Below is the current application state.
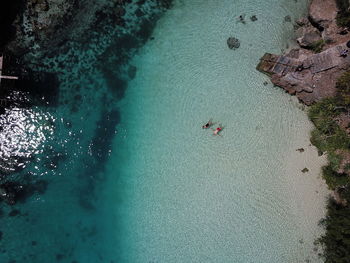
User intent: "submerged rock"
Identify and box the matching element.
[302,168,309,173]
[238,14,246,24]
[284,15,292,22]
[250,15,257,22]
[0,182,23,205]
[227,37,240,49]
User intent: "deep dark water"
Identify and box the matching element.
[0,0,173,262]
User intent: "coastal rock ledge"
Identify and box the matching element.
[257,0,350,105]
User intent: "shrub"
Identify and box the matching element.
[322,164,349,190]
[317,198,350,262]
[310,39,325,53]
[336,71,350,107]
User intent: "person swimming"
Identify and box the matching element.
[213,124,223,135]
[202,119,213,129]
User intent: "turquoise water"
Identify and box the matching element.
[101,0,326,262]
[0,0,329,262]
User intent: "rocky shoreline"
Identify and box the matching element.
[257,0,350,106]
[257,0,350,180]
[257,0,350,261]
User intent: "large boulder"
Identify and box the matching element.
[227,37,240,49]
[308,0,337,30]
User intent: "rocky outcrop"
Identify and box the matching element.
[257,44,349,105]
[257,0,350,105]
[296,25,322,48]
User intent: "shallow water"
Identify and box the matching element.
[104,0,328,262]
[0,0,329,262]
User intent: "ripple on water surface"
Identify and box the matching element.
[104,0,327,262]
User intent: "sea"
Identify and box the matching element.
[0,0,329,262]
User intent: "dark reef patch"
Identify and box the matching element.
[8,209,21,217]
[0,180,48,206]
[0,55,60,108]
[91,109,120,162]
[0,0,25,50]
[102,69,128,100]
[127,65,137,79]
[16,72,60,107]
[77,108,120,210]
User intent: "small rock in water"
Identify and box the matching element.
[238,14,246,24]
[301,168,309,173]
[250,15,257,22]
[227,37,240,49]
[284,15,292,22]
[296,148,304,153]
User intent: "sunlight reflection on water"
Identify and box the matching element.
[0,103,54,172]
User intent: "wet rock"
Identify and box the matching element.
[295,17,310,27]
[250,15,257,22]
[227,37,240,49]
[284,15,292,22]
[302,168,309,173]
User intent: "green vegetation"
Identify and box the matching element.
[309,39,325,53]
[336,71,350,109]
[335,0,350,27]
[308,71,350,262]
[308,98,347,152]
[322,164,349,190]
[317,199,350,263]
